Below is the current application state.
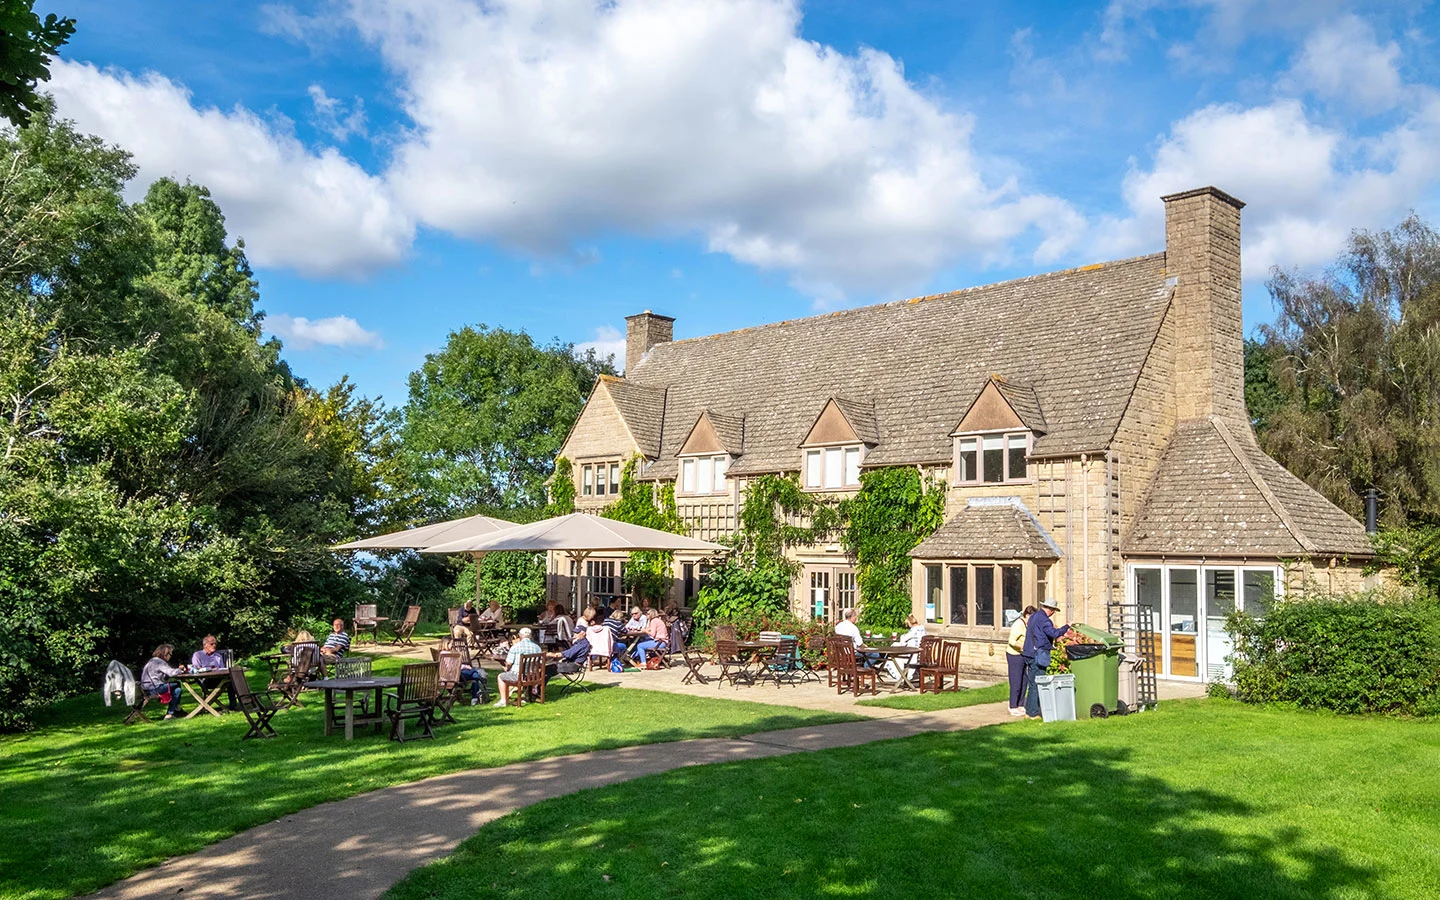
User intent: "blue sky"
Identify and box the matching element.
[40,0,1440,406]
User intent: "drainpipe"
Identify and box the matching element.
[1080,453,1090,625]
[1365,488,1379,534]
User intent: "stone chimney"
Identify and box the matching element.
[1162,186,1247,423]
[624,310,674,373]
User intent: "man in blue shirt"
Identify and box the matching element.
[1022,599,1070,719]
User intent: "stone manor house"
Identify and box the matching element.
[549,187,1374,682]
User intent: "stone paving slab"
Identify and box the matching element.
[87,703,1014,900]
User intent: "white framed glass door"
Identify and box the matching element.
[1128,563,1280,681]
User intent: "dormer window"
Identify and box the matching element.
[681,455,729,495]
[805,446,861,489]
[956,432,1030,484]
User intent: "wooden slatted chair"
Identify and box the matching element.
[273,642,320,707]
[712,624,738,644]
[757,637,802,688]
[714,639,757,688]
[228,667,281,740]
[680,647,712,684]
[802,634,827,685]
[386,662,440,742]
[391,605,422,646]
[918,638,962,693]
[828,638,878,696]
[353,604,381,646]
[434,650,464,724]
[499,653,548,706]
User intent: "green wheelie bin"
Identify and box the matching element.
[1067,623,1123,719]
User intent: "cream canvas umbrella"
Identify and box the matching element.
[421,512,726,565]
[332,513,516,550]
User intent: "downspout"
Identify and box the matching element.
[1081,453,1089,625]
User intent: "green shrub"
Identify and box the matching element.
[1229,589,1440,715]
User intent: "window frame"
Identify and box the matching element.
[677,453,731,497]
[953,430,1032,484]
[918,559,1044,638]
[801,442,865,491]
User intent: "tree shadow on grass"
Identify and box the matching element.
[392,726,1382,900]
[0,678,847,899]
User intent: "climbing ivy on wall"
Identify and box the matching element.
[601,457,685,604]
[694,474,841,625]
[841,467,947,629]
[546,456,577,515]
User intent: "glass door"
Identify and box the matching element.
[1167,568,1200,678]
[810,570,830,621]
[1204,569,1238,681]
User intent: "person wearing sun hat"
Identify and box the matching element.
[1021,598,1070,719]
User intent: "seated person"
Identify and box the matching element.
[189,634,237,710]
[624,607,647,633]
[477,600,506,628]
[834,608,880,667]
[494,627,543,707]
[537,601,558,625]
[552,605,575,647]
[630,613,669,667]
[605,607,630,655]
[140,644,186,719]
[454,642,488,706]
[889,615,928,680]
[320,618,351,662]
[453,599,479,645]
[559,612,594,665]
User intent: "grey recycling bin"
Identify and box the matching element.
[1034,673,1076,722]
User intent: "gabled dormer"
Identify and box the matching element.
[950,377,1046,484]
[799,397,877,491]
[676,410,743,496]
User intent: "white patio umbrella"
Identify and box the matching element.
[420,512,726,565]
[331,513,517,550]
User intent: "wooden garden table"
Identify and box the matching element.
[309,676,401,740]
[174,669,232,719]
[866,645,921,691]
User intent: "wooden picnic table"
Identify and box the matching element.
[173,668,233,718]
[309,676,401,740]
[865,644,922,690]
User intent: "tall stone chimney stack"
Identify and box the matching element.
[624,310,674,373]
[1162,186,1247,423]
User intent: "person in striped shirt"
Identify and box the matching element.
[320,618,351,662]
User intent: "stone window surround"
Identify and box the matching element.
[952,429,1032,485]
[578,458,624,499]
[677,453,731,497]
[801,441,864,492]
[916,557,1047,640]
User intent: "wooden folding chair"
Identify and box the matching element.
[756,637,801,688]
[715,640,757,688]
[229,668,281,740]
[353,603,382,646]
[434,651,464,724]
[386,662,440,742]
[680,647,712,684]
[391,605,421,646]
[273,642,319,707]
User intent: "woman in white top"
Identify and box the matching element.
[1006,606,1037,716]
[888,615,928,680]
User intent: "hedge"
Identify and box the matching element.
[1228,590,1440,716]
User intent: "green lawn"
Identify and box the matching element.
[0,657,857,900]
[387,701,1440,900]
[856,683,1009,710]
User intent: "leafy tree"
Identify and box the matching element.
[1253,215,1440,528]
[400,326,613,513]
[0,110,389,728]
[841,467,947,629]
[0,3,74,127]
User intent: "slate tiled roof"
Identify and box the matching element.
[632,254,1174,478]
[1126,417,1372,557]
[602,377,666,459]
[993,379,1048,433]
[702,410,746,456]
[911,498,1062,560]
[830,397,880,446]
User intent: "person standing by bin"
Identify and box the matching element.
[1006,606,1036,717]
[1022,600,1070,719]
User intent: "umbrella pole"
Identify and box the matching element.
[472,552,487,604]
[570,551,590,611]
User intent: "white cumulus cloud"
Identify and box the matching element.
[349,0,1080,301]
[1286,15,1404,110]
[267,313,384,349]
[46,60,414,278]
[575,325,626,371]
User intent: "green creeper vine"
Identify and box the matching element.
[694,473,840,626]
[840,466,947,629]
[601,456,685,604]
[546,456,577,515]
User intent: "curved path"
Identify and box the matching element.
[88,703,1013,900]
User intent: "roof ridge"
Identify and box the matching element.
[1210,416,1318,553]
[650,252,1167,351]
